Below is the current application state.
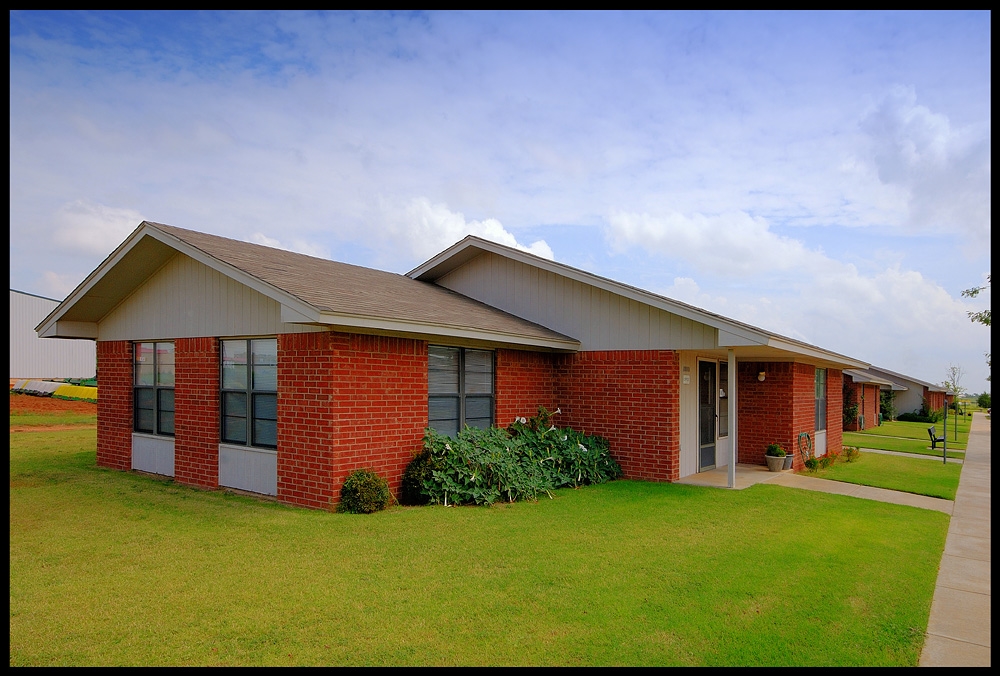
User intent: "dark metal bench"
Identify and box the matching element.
[928,426,945,450]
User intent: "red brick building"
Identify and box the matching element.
[39,222,868,509]
[842,368,898,431]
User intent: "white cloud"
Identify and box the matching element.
[607,209,818,276]
[52,200,144,255]
[859,86,991,246]
[40,270,82,300]
[384,197,554,262]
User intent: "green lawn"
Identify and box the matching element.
[842,433,965,460]
[803,452,961,501]
[11,426,950,666]
[856,419,969,448]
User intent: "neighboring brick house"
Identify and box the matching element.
[38,222,868,509]
[842,369,900,430]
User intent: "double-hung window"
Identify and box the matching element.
[815,368,828,431]
[428,346,494,437]
[221,338,278,448]
[134,342,175,435]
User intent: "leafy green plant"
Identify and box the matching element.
[843,382,859,427]
[842,446,860,463]
[804,457,819,471]
[415,407,622,507]
[338,469,391,514]
[818,455,833,470]
[765,443,786,457]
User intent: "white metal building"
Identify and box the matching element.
[10,289,96,379]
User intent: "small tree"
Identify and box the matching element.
[977,392,991,409]
[962,274,991,381]
[880,389,896,421]
[843,381,859,428]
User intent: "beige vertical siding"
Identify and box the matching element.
[436,252,718,351]
[679,352,699,477]
[98,254,324,341]
[11,289,96,378]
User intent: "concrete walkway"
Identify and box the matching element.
[919,412,991,667]
[860,447,963,464]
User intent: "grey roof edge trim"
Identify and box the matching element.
[11,288,60,303]
[765,337,869,369]
[142,222,321,320]
[316,311,582,351]
[410,236,869,368]
[866,365,946,392]
[843,368,899,387]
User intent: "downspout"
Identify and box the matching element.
[728,349,737,489]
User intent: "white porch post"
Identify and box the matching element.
[728,348,737,489]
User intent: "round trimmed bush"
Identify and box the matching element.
[338,469,390,514]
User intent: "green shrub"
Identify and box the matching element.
[818,455,833,469]
[400,448,438,506]
[842,446,860,462]
[804,457,819,471]
[765,443,786,457]
[338,469,391,514]
[415,407,622,507]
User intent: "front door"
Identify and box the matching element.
[699,361,717,471]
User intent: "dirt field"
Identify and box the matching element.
[9,392,98,415]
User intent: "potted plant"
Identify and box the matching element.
[765,443,787,472]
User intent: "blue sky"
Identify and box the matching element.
[9,10,991,393]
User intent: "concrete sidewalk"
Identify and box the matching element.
[919,411,991,667]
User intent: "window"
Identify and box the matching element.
[134,342,174,435]
[428,346,494,436]
[815,368,827,431]
[221,338,277,448]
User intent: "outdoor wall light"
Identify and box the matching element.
[758,371,766,382]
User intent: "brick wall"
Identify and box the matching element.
[495,349,559,426]
[555,350,681,482]
[173,337,220,487]
[737,362,795,466]
[737,362,842,470]
[925,388,946,413]
[96,340,133,471]
[277,331,428,510]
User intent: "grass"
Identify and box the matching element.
[844,417,968,459]
[11,422,950,666]
[802,452,961,501]
[855,419,969,447]
[842,433,965,460]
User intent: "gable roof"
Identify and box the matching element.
[844,368,907,390]
[865,365,948,393]
[36,222,580,351]
[409,235,869,369]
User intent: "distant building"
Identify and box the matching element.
[10,289,96,379]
